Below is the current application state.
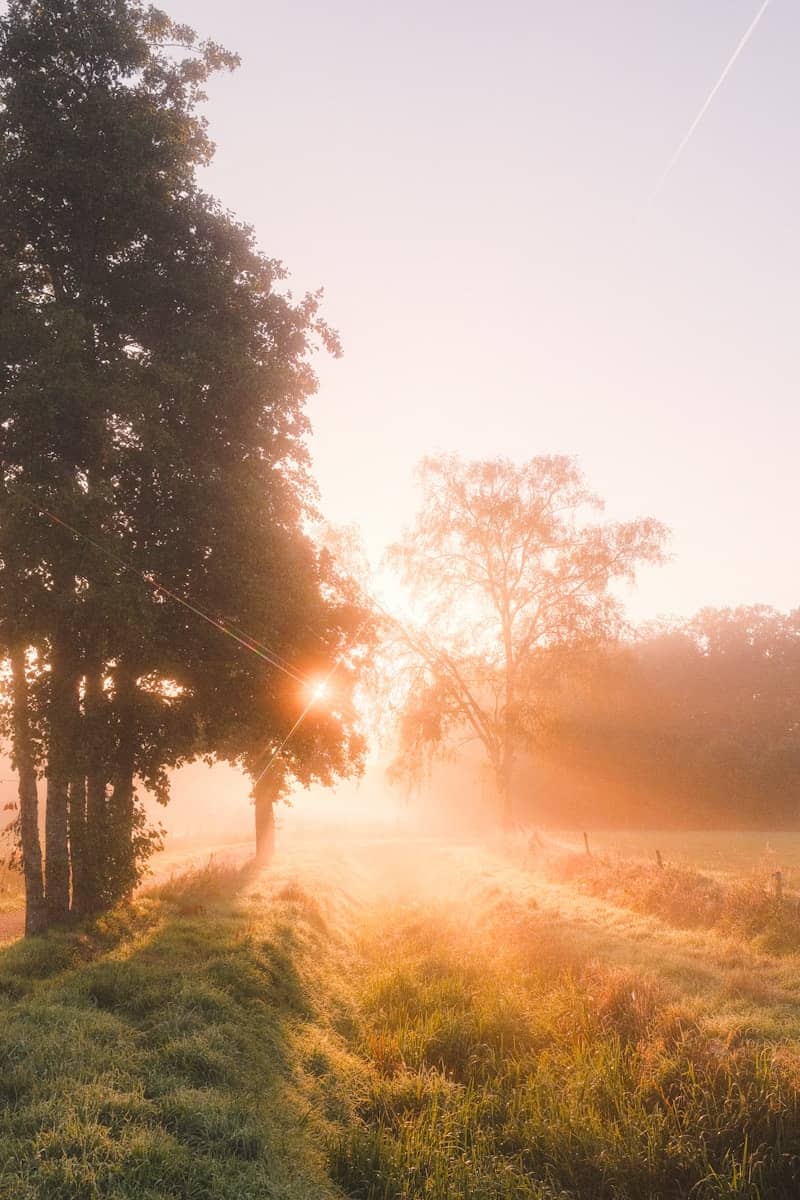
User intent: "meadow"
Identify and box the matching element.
[2,831,800,1197]
[0,860,23,915]
[552,831,800,881]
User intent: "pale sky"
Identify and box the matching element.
[162,0,798,624]
[3,0,798,823]
[151,1,798,621]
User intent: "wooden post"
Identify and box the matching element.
[583,831,591,857]
[656,849,664,870]
[774,870,783,902]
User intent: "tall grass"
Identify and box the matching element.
[544,850,800,953]
[4,844,800,1198]
[0,861,346,1199]
[329,899,800,1200]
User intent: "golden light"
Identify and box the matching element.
[309,679,328,703]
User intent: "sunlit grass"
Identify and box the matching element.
[542,849,800,953]
[330,897,800,1199]
[0,861,346,1199]
[4,837,800,1197]
[553,830,800,880]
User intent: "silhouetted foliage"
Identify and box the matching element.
[0,0,371,929]
[520,606,800,828]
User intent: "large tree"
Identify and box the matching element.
[388,454,666,825]
[0,0,371,928]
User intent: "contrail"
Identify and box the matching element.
[649,0,772,203]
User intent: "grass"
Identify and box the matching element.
[551,831,800,881]
[327,894,800,1200]
[539,848,800,954]
[4,836,800,1198]
[0,860,352,1199]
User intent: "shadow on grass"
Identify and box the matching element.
[0,858,339,1200]
[0,858,259,994]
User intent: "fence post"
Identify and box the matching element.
[774,870,783,902]
[656,849,664,870]
[583,831,591,857]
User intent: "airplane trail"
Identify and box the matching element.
[649,0,772,203]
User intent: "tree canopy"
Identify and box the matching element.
[523,606,800,830]
[0,0,372,931]
[387,454,667,824]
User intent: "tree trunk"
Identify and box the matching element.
[9,645,47,936]
[499,747,514,830]
[86,770,109,905]
[45,776,70,919]
[254,777,278,865]
[108,664,137,902]
[74,665,112,913]
[45,643,75,922]
[68,775,91,916]
[500,589,516,831]
[109,762,135,899]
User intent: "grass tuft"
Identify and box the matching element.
[546,851,800,954]
[0,862,344,1199]
[328,902,800,1200]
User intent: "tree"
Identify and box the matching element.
[388,454,667,825]
[510,606,800,831]
[0,0,372,929]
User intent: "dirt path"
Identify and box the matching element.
[0,909,23,940]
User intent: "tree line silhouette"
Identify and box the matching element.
[523,607,800,829]
[0,0,371,934]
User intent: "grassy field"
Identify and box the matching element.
[553,830,800,880]
[3,832,800,1197]
[0,860,24,914]
[0,858,355,1199]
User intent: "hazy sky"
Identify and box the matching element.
[167,0,798,623]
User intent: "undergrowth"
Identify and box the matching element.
[0,860,349,1200]
[328,898,800,1200]
[544,850,800,952]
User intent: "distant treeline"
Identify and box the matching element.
[520,606,800,829]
